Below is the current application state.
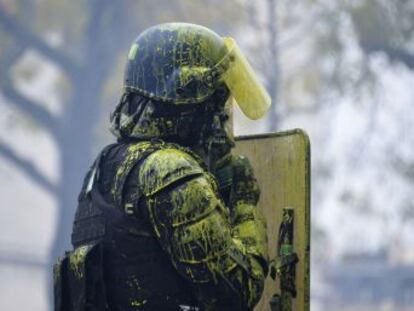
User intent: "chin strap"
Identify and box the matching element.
[110,92,152,139]
[110,92,131,138]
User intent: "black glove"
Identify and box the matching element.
[214,154,260,211]
[229,155,260,207]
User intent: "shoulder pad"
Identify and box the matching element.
[139,148,205,196]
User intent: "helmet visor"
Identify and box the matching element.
[220,37,271,120]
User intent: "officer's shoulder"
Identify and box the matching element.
[139,145,206,196]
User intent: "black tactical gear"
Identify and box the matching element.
[55,142,202,310]
[54,140,267,310]
[54,22,270,311]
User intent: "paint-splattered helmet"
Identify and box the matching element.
[111,23,270,146]
[123,22,271,119]
[124,23,227,106]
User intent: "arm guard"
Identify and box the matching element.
[139,148,268,310]
[229,155,268,268]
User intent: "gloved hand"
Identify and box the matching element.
[229,155,260,207]
[213,154,260,210]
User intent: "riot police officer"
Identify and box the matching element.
[54,23,271,311]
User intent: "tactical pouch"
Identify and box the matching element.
[53,242,108,311]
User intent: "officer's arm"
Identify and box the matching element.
[228,155,268,270]
[139,148,268,310]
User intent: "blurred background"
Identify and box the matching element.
[0,0,413,310]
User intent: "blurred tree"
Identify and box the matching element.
[352,1,414,69]
[241,0,281,130]
[243,0,414,257]
[290,0,414,256]
[0,0,134,269]
[0,0,242,309]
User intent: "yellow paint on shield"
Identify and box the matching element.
[234,130,311,311]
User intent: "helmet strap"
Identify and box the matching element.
[110,92,130,138]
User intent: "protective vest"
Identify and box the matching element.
[54,140,199,311]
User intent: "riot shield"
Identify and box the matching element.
[233,129,310,311]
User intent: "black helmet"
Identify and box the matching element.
[123,22,271,119]
[124,23,227,105]
[111,23,271,145]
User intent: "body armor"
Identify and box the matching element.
[55,22,271,311]
[54,139,268,311]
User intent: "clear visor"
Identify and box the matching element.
[220,37,271,120]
